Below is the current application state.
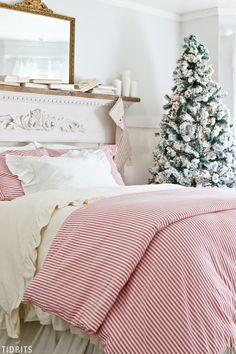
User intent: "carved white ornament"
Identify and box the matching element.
[0,109,85,133]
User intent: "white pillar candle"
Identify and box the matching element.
[131,81,138,97]
[113,79,122,96]
[122,70,130,81]
[122,70,131,96]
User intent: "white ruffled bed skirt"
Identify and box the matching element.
[0,321,235,354]
[0,321,104,354]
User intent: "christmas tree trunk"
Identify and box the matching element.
[149,34,236,188]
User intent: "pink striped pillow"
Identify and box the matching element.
[47,145,124,186]
[0,148,49,201]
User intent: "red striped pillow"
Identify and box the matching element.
[47,145,125,186]
[0,148,49,201]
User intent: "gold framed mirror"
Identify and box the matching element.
[0,0,75,83]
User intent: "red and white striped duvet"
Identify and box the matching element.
[23,188,236,354]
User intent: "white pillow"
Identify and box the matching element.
[0,143,36,153]
[6,150,118,194]
[33,142,81,150]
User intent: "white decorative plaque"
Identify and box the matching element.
[0,109,85,133]
[0,90,118,143]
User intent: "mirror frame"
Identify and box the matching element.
[0,0,75,83]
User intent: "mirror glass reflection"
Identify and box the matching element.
[0,8,71,82]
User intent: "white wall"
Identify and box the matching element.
[46,0,180,117]
[219,33,234,119]
[219,11,236,124]
[124,119,159,184]
[2,0,180,185]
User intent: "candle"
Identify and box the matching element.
[113,79,122,96]
[131,81,138,97]
[122,71,131,97]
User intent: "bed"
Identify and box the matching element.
[1,181,236,354]
[0,94,236,354]
[0,184,177,353]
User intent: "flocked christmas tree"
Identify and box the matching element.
[149,34,236,188]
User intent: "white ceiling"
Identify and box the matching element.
[132,0,236,14]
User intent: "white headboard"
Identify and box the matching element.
[0,89,127,146]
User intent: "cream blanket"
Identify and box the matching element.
[0,184,181,339]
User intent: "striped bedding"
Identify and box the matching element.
[23,187,236,354]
